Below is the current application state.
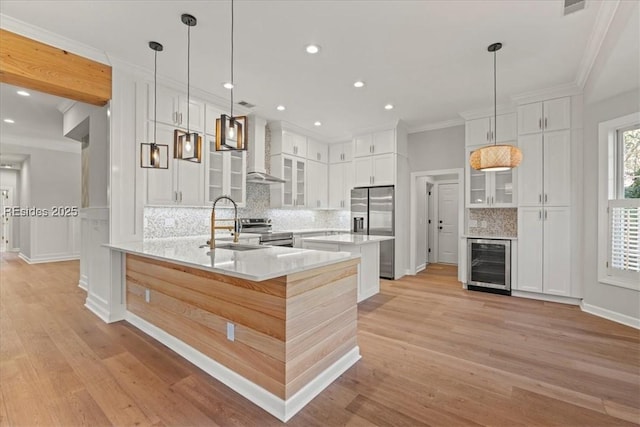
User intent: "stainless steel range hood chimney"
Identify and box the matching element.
[247,116,284,184]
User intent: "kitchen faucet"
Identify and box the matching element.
[210,195,240,249]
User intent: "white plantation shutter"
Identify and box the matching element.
[608,199,640,279]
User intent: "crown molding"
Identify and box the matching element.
[1,136,81,154]
[266,120,330,142]
[459,103,517,121]
[574,0,620,89]
[510,82,582,105]
[0,13,110,65]
[407,118,464,134]
[350,120,402,137]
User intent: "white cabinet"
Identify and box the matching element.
[354,154,395,187]
[270,155,306,207]
[517,206,571,296]
[277,131,307,157]
[329,142,352,163]
[149,84,204,132]
[306,139,328,163]
[145,123,204,206]
[329,162,352,209]
[466,146,516,207]
[354,129,395,157]
[517,130,570,207]
[518,97,570,135]
[205,135,247,207]
[306,160,328,209]
[465,113,517,146]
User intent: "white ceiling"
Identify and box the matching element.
[0,0,612,140]
[0,83,72,143]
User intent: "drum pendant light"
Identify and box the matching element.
[470,43,522,172]
[140,41,169,169]
[216,0,247,151]
[174,13,202,162]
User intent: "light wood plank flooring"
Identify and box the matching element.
[1,253,638,426]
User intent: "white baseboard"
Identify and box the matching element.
[84,294,110,323]
[78,277,88,291]
[416,263,426,273]
[18,252,80,264]
[511,290,581,306]
[580,302,640,330]
[126,311,361,422]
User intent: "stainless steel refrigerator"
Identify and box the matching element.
[351,186,395,279]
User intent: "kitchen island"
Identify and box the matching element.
[300,234,394,302]
[107,237,360,422]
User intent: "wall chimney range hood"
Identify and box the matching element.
[246,116,284,184]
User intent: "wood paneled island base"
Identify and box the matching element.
[124,253,361,421]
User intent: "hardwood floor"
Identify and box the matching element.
[1,253,638,426]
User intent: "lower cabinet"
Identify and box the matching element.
[300,241,380,302]
[517,206,571,296]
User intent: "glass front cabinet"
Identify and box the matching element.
[466,145,517,208]
[205,136,247,207]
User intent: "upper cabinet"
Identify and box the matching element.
[270,155,306,208]
[270,130,307,157]
[329,142,353,163]
[354,129,396,157]
[149,84,204,132]
[466,145,516,208]
[306,160,328,208]
[518,97,570,135]
[465,113,517,146]
[306,139,329,163]
[205,135,247,208]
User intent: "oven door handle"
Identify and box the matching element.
[260,239,294,246]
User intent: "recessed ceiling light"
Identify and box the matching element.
[3,118,15,124]
[384,104,394,110]
[223,82,234,89]
[353,81,365,88]
[314,121,322,126]
[305,44,320,54]
[16,90,30,97]
[276,105,286,111]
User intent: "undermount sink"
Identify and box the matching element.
[208,243,267,252]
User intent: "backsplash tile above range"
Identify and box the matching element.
[144,183,350,239]
[467,208,517,237]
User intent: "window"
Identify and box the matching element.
[599,113,640,290]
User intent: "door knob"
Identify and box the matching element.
[439,226,443,230]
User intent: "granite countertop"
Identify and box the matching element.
[300,233,395,245]
[107,236,359,281]
[463,234,518,240]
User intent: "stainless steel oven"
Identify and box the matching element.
[467,238,511,295]
[239,218,294,247]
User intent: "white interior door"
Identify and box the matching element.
[438,183,459,264]
[0,189,10,252]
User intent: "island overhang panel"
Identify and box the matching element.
[122,251,360,421]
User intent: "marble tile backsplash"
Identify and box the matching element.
[468,208,517,237]
[144,183,350,239]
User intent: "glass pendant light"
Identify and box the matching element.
[470,43,522,172]
[216,0,247,151]
[140,41,169,169]
[174,13,202,162]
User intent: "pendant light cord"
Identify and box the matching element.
[187,24,191,134]
[230,0,234,120]
[153,48,158,145]
[493,48,497,146]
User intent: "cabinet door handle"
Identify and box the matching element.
[179,191,183,203]
[544,194,548,203]
[539,118,542,130]
[491,196,494,204]
[180,113,183,125]
[539,194,542,204]
[486,131,489,141]
[544,209,548,220]
[544,118,548,129]
[539,210,542,220]
[486,196,489,205]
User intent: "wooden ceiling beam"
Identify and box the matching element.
[0,29,111,106]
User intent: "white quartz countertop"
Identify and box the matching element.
[107,236,359,282]
[300,233,395,245]
[463,234,517,240]
[272,228,351,235]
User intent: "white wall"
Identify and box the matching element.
[415,177,429,270]
[1,143,81,262]
[581,1,640,323]
[408,125,465,172]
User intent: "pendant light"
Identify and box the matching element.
[216,0,247,151]
[470,43,522,172]
[141,41,169,169]
[174,13,202,162]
